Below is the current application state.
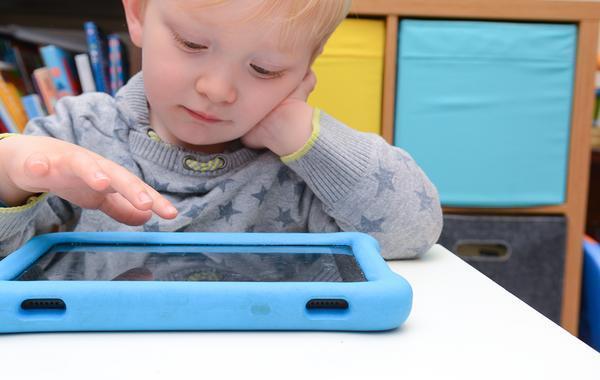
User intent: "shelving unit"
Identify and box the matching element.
[349,0,600,335]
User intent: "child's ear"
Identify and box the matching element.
[122,0,146,48]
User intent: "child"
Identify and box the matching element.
[0,0,441,269]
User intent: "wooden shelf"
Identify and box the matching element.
[350,0,600,21]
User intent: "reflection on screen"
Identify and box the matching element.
[16,244,367,282]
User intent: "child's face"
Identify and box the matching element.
[130,0,316,152]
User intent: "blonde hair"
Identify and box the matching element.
[178,0,352,52]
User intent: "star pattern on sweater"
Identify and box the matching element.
[217,178,235,193]
[251,185,269,206]
[183,203,208,219]
[217,201,242,223]
[143,222,160,232]
[182,184,208,194]
[360,216,385,233]
[415,188,434,211]
[147,179,170,192]
[277,167,291,185]
[275,207,295,227]
[294,183,305,198]
[373,164,396,196]
[174,224,190,233]
[395,151,411,169]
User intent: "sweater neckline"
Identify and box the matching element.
[118,72,262,176]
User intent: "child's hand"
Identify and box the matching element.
[241,70,317,157]
[0,135,178,225]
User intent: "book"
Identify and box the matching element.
[0,72,28,131]
[108,34,128,95]
[21,94,46,119]
[0,104,9,134]
[0,40,28,96]
[0,98,20,133]
[74,53,96,93]
[32,67,59,114]
[84,21,110,94]
[39,45,81,98]
[9,40,44,95]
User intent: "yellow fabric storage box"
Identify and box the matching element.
[308,18,385,135]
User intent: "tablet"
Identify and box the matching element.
[0,232,412,333]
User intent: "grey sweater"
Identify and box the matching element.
[0,72,442,263]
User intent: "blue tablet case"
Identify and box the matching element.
[0,232,412,333]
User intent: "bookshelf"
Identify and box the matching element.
[0,0,140,75]
[1,0,600,335]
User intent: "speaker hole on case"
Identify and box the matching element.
[21,298,66,311]
[306,298,349,310]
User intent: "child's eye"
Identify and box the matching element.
[250,64,283,78]
[172,32,207,52]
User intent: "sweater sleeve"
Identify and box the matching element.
[283,110,443,259]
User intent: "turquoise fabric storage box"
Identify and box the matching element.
[394,20,576,207]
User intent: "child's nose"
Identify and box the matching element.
[195,74,237,104]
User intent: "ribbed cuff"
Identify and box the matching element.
[0,193,48,237]
[284,111,374,205]
[280,108,321,163]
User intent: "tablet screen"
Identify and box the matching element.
[16,244,367,282]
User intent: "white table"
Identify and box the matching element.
[0,245,598,379]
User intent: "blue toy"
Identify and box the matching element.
[580,237,600,351]
[0,232,412,333]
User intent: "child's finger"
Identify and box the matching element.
[98,192,153,226]
[290,70,317,101]
[67,151,111,192]
[96,159,157,212]
[304,70,317,91]
[143,185,178,219]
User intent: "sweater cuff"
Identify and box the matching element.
[280,108,321,163]
[0,133,20,140]
[0,132,50,227]
[0,193,48,236]
[284,111,374,205]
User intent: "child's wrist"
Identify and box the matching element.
[265,102,314,157]
[0,136,38,206]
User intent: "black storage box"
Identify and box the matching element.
[438,214,567,324]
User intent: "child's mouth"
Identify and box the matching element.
[182,106,223,123]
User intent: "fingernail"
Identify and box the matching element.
[95,172,109,180]
[166,206,178,215]
[139,192,152,204]
[30,159,48,169]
